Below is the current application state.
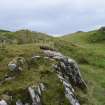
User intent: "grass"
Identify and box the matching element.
[0,28,105,104]
[0,43,70,105]
[57,30,105,105]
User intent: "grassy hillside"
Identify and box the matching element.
[0,28,105,105]
[0,44,69,105]
[58,28,105,105]
[0,29,53,44]
[0,30,68,105]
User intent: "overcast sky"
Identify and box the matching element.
[0,0,105,36]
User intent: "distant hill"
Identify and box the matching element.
[0,29,53,44]
[0,29,10,32]
[62,27,105,43]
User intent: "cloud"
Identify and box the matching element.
[0,0,105,35]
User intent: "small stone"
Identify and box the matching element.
[0,99,8,105]
[16,99,23,105]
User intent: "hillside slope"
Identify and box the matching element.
[0,28,105,105]
[57,27,105,105]
[0,44,69,105]
[0,29,53,44]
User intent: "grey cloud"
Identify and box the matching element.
[0,0,105,35]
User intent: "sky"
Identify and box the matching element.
[0,0,105,36]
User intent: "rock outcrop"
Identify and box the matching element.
[0,47,87,105]
[8,57,25,72]
[42,48,87,105]
[28,83,46,105]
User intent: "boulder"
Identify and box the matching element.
[28,86,42,105]
[43,50,63,58]
[8,57,25,72]
[54,57,87,89]
[8,64,17,71]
